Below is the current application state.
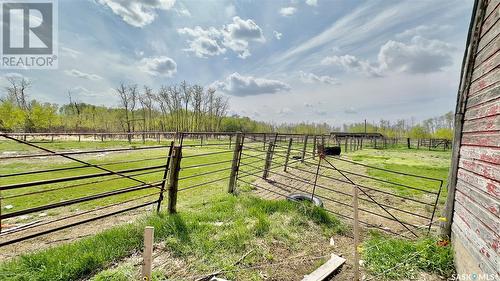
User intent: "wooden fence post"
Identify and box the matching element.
[157,142,174,213]
[263,140,275,179]
[142,226,154,281]
[344,138,348,152]
[284,138,293,172]
[228,134,243,194]
[263,133,267,150]
[301,135,309,163]
[167,146,182,214]
[353,185,360,281]
[407,138,411,149]
[229,134,232,149]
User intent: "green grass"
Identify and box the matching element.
[363,233,454,280]
[0,139,235,220]
[0,194,345,281]
[348,148,451,199]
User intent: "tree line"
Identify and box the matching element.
[344,112,454,140]
[0,75,453,138]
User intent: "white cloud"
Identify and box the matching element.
[64,69,103,80]
[323,36,454,76]
[212,72,291,96]
[178,17,265,59]
[378,36,454,74]
[273,30,282,40]
[322,54,382,77]
[70,86,98,97]
[299,71,338,84]
[175,7,191,17]
[98,0,175,27]
[305,0,318,7]
[139,56,177,77]
[396,24,452,39]
[280,7,297,17]
[61,47,81,58]
[177,26,226,57]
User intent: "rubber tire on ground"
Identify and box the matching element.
[286,193,324,208]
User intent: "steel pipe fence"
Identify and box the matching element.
[234,134,443,238]
[0,132,236,247]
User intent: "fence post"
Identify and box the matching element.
[229,134,232,149]
[312,135,317,159]
[301,135,308,163]
[157,141,174,213]
[344,137,348,152]
[263,133,267,150]
[141,226,154,281]
[263,140,275,179]
[353,185,360,281]
[284,138,293,172]
[228,134,243,194]
[167,146,182,214]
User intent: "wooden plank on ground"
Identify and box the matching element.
[302,254,346,281]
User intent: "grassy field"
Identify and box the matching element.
[0,138,453,280]
[0,194,346,281]
[348,148,451,201]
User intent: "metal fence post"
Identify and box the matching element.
[284,138,293,172]
[263,140,275,179]
[228,134,243,193]
[312,135,317,159]
[157,141,174,213]
[167,146,182,214]
[301,135,308,163]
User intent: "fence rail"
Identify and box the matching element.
[0,131,444,249]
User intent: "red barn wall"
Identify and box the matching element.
[451,0,499,278]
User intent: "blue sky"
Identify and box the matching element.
[2,0,474,126]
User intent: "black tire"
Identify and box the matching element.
[286,193,324,208]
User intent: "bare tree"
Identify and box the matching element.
[6,76,31,110]
[68,91,82,132]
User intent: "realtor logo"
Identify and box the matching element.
[0,0,57,69]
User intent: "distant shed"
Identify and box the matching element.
[442,0,499,279]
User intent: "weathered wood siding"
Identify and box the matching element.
[452,0,500,278]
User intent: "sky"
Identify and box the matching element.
[1,0,474,126]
